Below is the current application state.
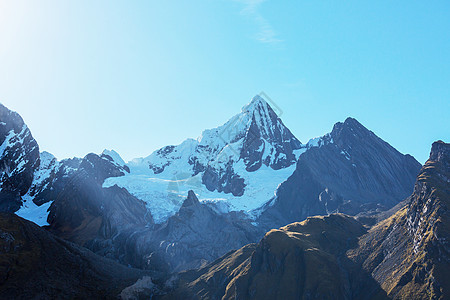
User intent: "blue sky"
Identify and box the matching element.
[0,0,448,163]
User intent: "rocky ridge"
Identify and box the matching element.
[0,104,39,212]
[258,117,421,229]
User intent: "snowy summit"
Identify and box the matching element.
[103,95,306,222]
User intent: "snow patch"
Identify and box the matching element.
[307,137,321,148]
[340,150,351,160]
[16,195,52,226]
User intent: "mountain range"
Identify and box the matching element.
[159,141,450,299]
[0,96,447,299]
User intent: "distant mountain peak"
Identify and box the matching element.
[333,117,365,133]
[198,94,294,148]
[258,116,422,227]
[0,103,27,135]
[101,149,126,167]
[344,116,359,124]
[192,95,302,171]
[242,94,268,113]
[239,94,291,141]
[329,117,380,149]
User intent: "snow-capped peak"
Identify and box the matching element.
[242,94,268,113]
[197,94,301,162]
[103,95,304,223]
[157,94,303,174]
[198,95,271,145]
[102,149,126,166]
[39,151,57,168]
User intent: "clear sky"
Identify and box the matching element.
[0,1,448,163]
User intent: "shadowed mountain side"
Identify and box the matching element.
[93,191,264,273]
[46,153,152,248]
[30,150,262,273]
[259,117,421,229]
[0,213,153,299]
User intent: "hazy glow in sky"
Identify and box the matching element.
[0,0,448,163]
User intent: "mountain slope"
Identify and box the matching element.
[164,214,387,300]
[137,190,263,272]
[45,152,152,248]
[348,140,450,299]
[89,191,264,273]
[259,117,421,228]
[0,212,153,299]
[0,104,39,212]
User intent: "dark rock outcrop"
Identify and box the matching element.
[202,163,246,196]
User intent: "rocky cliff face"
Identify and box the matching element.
[407,140,449,256]
[144,191,263,272]
[259,117,421,228]
[349,140,450,299]
[0,104,39,212]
